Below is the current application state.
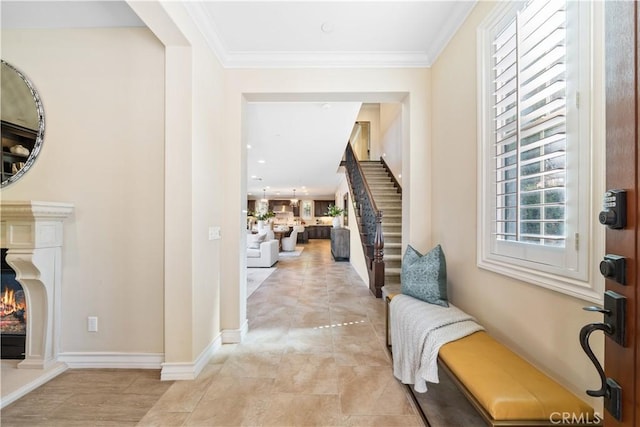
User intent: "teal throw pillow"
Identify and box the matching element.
[400,244,449,307]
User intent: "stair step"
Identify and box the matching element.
[370,192,400,197]
[370,183,397,187]
[358,160,405,286]
[382,222,402,228]
[375,197,402,203]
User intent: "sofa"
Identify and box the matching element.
[247,231,279,268]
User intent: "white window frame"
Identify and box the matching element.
[477,0,604,302]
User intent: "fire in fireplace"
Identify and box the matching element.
[1,248,26,359]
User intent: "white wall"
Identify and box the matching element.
[379,103,403,185]
[1,28,166,355]
[130,1,227,370]
[430,1,605,409]
[336,177,368,286]
[355,103,381,160]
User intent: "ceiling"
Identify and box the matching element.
[185,1,476,68]
[246,102,362,199]
[2,0,476,199]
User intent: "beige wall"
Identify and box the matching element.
[430,1,605,409]
[379,102,403,185]
[335,178,369,285]
[1,28,166,354]
[131,1,227,366]
[355,104,380,160]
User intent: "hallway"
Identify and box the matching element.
[1,240,421,426]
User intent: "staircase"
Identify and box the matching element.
[359,161,402,292]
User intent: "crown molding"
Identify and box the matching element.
[222,50,432,69]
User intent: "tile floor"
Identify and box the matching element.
[1,240,422,426]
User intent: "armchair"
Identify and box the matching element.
[281,230,298,252]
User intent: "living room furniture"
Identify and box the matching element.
[331,227,350,261]
[281,230,298,252]
[247,231,279,267]
[293,225,307,243]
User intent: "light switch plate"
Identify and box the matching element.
[88,316,98,332]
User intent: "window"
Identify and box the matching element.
[478,0,599,300]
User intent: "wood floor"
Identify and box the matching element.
[0,240,422,426]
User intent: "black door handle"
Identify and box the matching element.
[579,290,626,421]
[579,322,612,397]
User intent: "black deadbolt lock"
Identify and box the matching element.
[600,254,626,285]
[599,190,626,229]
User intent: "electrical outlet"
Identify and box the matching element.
[88,316,98,332]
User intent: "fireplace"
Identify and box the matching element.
[1,248,26,359]
[0,201,73,369]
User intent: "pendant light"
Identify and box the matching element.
[290,189,299,207]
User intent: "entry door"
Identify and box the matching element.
[603,1,638,425]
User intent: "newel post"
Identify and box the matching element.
[371,211,385,297]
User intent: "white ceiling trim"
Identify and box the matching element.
[184,2,232,65]
[423,1,476,63]
[221,51,432,69]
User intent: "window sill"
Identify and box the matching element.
[477,256,603,304]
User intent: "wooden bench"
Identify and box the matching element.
[386,295,602,427]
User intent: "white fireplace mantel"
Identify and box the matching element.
[1,201,74,369]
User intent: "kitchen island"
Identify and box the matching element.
[306,225,332,239]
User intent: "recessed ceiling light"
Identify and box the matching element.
[258,159,266,164]
[301,186,306,189]
[248,193,253,196]
[246,144,252,149]
[276,192,281,195]
[321,22,334,33]
[321,103,331,110]
[251,175,257,179]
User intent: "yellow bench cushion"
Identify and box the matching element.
[439,331,595,421]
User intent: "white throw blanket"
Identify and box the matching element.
[390,294,484,392]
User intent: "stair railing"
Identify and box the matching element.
[344,142,385,297]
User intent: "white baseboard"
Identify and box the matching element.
[57,352,164,369]
[221,319,249,344]
[160,333,222,381]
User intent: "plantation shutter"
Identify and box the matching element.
[493,0,567,247]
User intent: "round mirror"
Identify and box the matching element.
[1,60,45,187]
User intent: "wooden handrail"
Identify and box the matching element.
[347,144,380,214]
